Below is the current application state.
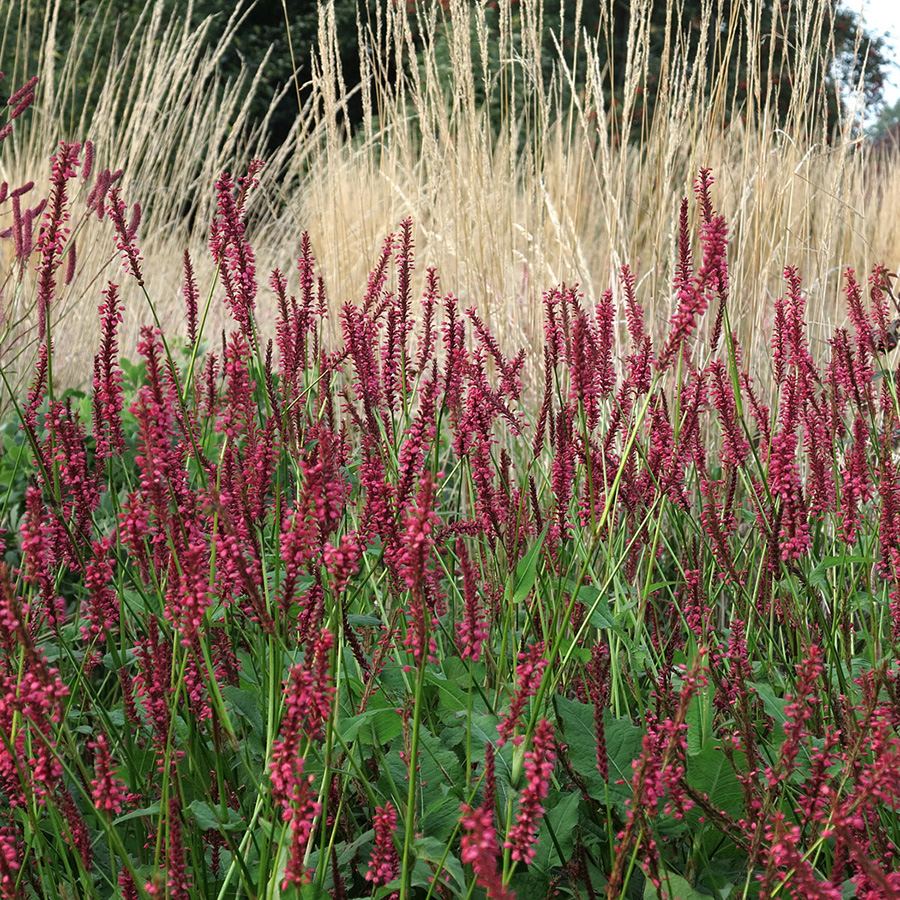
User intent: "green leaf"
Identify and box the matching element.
[222,686,264,738]
[747,682,787,734]
[587,603,619,631]
[605,714,644,799]
[113,802,161,824]
[537,789,581,869]
[412,836,466,889]
[419,727,465,794]
[441,655,484,687]
[686,745,744,822]
[339,705,404,745]
[555,695,605,799]
[455,711,502,763]
[187,800,244,831]
[347,613,382,627]
[644,869,710,900]
[555,696,642,802]
[421,796,462,843]
[424,669,470,714]
[808,555,874,592]
[686,693,703,757]
[512,526,548,604]
[296,882,330,900]
[508,871,553,900]
[568,581,632,635]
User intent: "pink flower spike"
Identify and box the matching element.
[107,188,144,285]
[505,719,557,864]
[90,732,129,815]
[460,803,514,900]
[7,76,38,109]
[35,142,80,339]
[82,140,94,181]
[498,643,548,746]
[365,803,399,887]
[455,536,488,662]
[209,164,261,338]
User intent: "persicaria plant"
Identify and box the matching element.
[3,103,900,899]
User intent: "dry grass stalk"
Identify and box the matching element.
[1,0,898,403]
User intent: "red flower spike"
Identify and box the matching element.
[498,643,548,746]
[366,803,399,888]
[505,718,557,864]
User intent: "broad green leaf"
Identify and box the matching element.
[566,580,619,632]
[644,869,710,900]
[424,669,470,714]
[289,881,329,900]
[555,695,605,798]
[605,713,644,800]
[421,796,462,842]
[187,800,244,831]
[347,613,382,627]
[412,836,466,889]
[508,871,553,900]
[442,655,485,688]
[419,727,465,796]
[534,789,581,870]
[339,704,403,745]
[587,603,619,632]
[222,686,265,738]
[555,696,642,802]
[456,711,503,762]
[686,745,744,822]
[686,693,703,757]
[440,725,466,751]
[747,682,787,734]
[556,638,592,663]
[334,829,375,867]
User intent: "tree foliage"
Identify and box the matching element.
[4,0,890,148]
[406,0,890,141]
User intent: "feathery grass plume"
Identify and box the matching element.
[0,0,895,409]
[0,1,298,399]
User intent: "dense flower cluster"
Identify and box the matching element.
[6,146,900,900]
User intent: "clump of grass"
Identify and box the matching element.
[0,0,304,403]
[286,0,900,402]
[4,0,899,408]
[3,115,900,896]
